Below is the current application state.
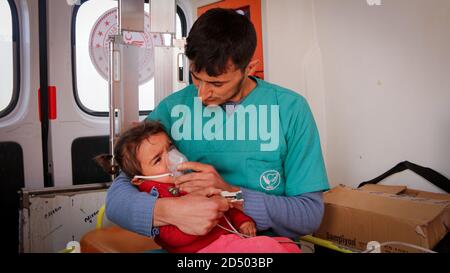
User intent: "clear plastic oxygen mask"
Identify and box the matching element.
[167,147,188,177]
[133,148,188,180]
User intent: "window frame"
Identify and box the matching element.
[0,0,21,118]
[71,0,188,117]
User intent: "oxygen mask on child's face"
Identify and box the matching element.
[132,148,188,181]
[168,147,188,177]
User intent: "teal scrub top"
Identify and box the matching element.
[148,77,329,196]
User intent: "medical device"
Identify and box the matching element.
[168,148,188,177]
[220,191,244,202]
[133,173,174,180]
[133,148,188,180]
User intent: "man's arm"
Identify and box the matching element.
[173,162,324,237]
[105,172,158,237]
[241,189,324,238]
[106,172,230,237]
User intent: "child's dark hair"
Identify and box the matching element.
[95,120,166,178]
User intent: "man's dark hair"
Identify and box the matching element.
[185,8,257,76]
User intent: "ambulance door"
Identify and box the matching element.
[0,0,43,252]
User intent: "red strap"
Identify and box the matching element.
[38,86,57,121]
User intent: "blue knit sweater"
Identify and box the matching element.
[105,172,324,239]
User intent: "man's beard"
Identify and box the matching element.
[225,74,247,103]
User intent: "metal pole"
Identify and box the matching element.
[108,36,117,180]
[108,0,144,181]
[117,0,122,35]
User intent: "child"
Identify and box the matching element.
[96,121,300,253]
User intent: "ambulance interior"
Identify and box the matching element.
[0,0,449,253]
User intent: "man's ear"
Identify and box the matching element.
[245,59,260,76]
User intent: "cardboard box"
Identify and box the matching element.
[314,184,450,253]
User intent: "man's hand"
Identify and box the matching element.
[174,162,240,193]
[239,221,257,237]
[153,187,230,236]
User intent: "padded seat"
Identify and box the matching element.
[80,225,161,253]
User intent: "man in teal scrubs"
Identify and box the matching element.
[106,8,329,239]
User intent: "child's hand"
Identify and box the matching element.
[239,221,257,237]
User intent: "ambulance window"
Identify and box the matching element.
[72,0,186,116]
[0,0,19,118]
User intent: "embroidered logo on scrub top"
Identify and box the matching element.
[260,170,281,191]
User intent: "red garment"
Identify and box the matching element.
[138,180,254,253]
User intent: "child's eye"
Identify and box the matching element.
[154,157,161,165]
